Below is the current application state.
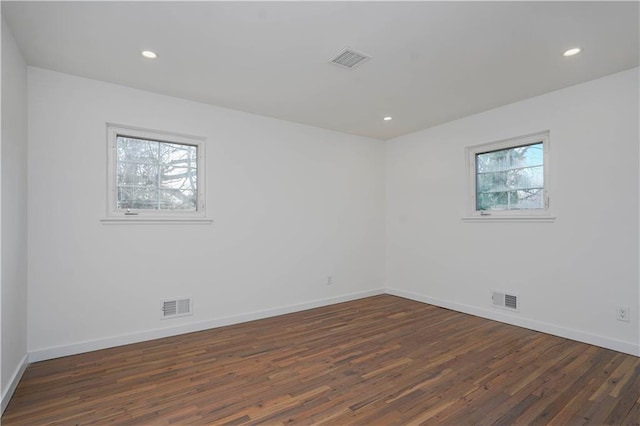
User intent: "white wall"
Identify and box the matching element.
[21,61,640,361]
[27,67,385,359]
[1,17,29,411]
[386,68,640,355]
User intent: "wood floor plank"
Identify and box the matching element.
[3,295,639,425]
[621,395,640,426]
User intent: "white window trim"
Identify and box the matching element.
[462,131,555,223]
[102,123,212,224]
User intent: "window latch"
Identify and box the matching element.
[480,211,491,216]
[125,209,138,216]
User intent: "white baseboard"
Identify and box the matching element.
[385,287,640,357]
[1,353,29,415]
[26,287,639,364]
[29,289,385,363]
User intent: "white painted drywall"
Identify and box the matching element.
[27,67,385,354]
[22,61,640,359]
[386,68,640,354]
[1,17,29,410]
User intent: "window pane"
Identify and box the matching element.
[476,142,544,211]
[508,165,543,190]
[116,137,158,162]
[160,159,197,188]
[118,188,157,210]
[134,187,158,206]
[159,142,195,163]
[116,136,198,211]
[478,191,509,210]
[509,188,544,210]
[477,171,508,193]
[510,143,543,168]
[477,150,509,173]
[117,162,158,186]
[117,187,135,209]
[160,189,196,210]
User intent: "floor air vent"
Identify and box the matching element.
[328,47,371,70]
[162,297,192,319]
[492,291,519,312]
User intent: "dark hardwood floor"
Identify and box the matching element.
[3,295,639,425]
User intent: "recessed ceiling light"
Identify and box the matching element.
[563,47,581,57]
[383,116,393,121]
[141,50,158,59]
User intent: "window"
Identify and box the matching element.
[466,131,552,221]
[105,124,207,222]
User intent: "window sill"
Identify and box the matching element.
[462,215,556,223]
[101,217,213,225]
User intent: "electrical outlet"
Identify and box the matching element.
[326,276,333,285]
[616,306,630,322]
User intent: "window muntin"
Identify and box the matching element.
[476,142,544,211]
[107,124,206,218]
[467,131,550,218]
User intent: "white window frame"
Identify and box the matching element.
[103,123,210,224]
[463,131,554,223]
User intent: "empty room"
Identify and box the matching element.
[1,1,639,424]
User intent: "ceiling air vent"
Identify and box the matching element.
[328,47,371,70]
[162,297,193,319]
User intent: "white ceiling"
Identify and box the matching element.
[2,1,639,140]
